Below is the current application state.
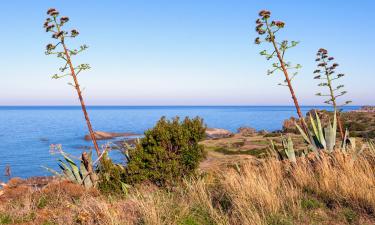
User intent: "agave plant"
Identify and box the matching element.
[255,10,308,133]
[295,110,337,153]
[314,48,351,139]
[45,151,98,188]
[269,135,296,163]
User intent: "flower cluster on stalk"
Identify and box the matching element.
[314,48,351,106]
[254,10,301,86]
[43,8,90,81]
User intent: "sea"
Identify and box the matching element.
[0,106,359,181]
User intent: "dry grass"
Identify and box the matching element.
[1,151,375,225]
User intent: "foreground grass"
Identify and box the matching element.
[1,150,375,224]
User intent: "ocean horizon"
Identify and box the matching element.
[0,105,360,180]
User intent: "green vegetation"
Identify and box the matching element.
[2,7,375,225]
[125,116,206,186]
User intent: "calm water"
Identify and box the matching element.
[0,106,359,181]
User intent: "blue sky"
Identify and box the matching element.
[0,0,373,105]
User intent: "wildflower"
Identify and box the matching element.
[328,57,334,60]
[337,73,345,78]
[256,18,262,24]
[332,63,339,67]
[315,58,320,61]
[43,21,49,28]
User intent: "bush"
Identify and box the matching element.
[124,116,206,186]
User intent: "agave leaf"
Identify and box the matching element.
[121,182,131,196]
[333,111,337,140]
[309,112,319,142]
[295,122,310,144]
[58,160,76,182]
[41,166,62,177]
[315,111,326,149]
[324,125,334,152]
[349,138,356,151]
[341,129,349,152]
[282,135,296,163]
[80,161,93,188]
[61,155,82,184]
[269,139,283,160]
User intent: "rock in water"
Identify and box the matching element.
[205,128,233,139]
[84,131,137,141]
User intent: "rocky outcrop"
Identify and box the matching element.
[354,106,375,113]
[205,128,233,139]
[84,131,137,141]
[282,116,299,134]
[237,127,257,137]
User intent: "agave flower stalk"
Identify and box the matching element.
[255,10,308,133]
[314,48,351,139]
[43,8,100,157]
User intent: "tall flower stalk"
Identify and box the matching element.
[255,10,307,133]
[314,48,351,139]
[44,8,101,157]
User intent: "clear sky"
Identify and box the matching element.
[0,0,373,106]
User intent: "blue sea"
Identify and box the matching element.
[0,106,359,181]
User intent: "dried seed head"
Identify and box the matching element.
[45,24,55,32]
[258,10,271,18]
[272,20,285,28]
[71,29,79,37]
[318,62,327,67]
[50,10,59,17]
[314,75,321,79]
[256,23,263,30]
[313,69,321,74]
[256,18,262,24]
[328,57,334,61]
[318,48,328,54]
[46,43,55,51]
[332,63,339,67]
[47,8,57,15]
[60,16,69,24]
[254,37,261,44]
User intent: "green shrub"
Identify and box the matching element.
[124,116,206,186]
[97,153,127,194]
[301,197,322,210]
[342,208,358,224]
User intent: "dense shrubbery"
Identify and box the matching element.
[98,116,206,190]
[124,116,206,186]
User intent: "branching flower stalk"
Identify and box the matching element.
[314,48,352,139]
[44,8,101,157]
[255,10,308,133]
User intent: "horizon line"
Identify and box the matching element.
[0,105,365,107]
